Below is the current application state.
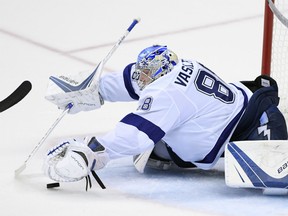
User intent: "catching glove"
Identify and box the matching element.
[44,137,109,183]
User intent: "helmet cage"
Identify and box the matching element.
[136,45,178,90]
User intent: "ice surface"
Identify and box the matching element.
[1,0,288,215]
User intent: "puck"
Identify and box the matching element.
[47,182,60,189]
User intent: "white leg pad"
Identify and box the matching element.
[225,140,288,194]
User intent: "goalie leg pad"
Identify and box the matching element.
[225,140,288,191]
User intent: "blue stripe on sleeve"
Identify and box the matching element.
[120,113,165,144]
[123,63,139,100]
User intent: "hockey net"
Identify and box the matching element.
[261,0,288,122]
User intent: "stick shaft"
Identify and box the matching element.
[103,18,140,65]
[92,18,140,83]
[15,103,72,175]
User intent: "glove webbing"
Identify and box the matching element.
[85,171,106,191]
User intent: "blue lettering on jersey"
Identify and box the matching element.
[139,96,153,111]
[174,60,194,87]
[194,70,235,104]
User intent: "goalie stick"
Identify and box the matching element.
[15,18,141,176]
[49,18,141,92]
[0,80,32,113]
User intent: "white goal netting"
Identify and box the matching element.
[269,0,288,122]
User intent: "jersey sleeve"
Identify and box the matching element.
[96,88,181,159]
[99,63,140,102]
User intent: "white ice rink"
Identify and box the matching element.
[1,0,288,215]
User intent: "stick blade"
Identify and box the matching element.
[0,80,32,112]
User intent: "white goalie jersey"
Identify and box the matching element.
[97,59,253,169]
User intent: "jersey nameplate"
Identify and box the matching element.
[174,60,194,87]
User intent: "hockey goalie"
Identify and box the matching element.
[43,45,288,194]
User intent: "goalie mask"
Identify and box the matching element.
[135,45,178,90]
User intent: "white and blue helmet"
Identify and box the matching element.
[135,45,178,90]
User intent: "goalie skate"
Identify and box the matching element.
[146,151,175,170]
[133,151,175,172]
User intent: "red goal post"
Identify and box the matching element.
[261,0,288,122]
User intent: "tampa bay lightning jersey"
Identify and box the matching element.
[97,59,252,169]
